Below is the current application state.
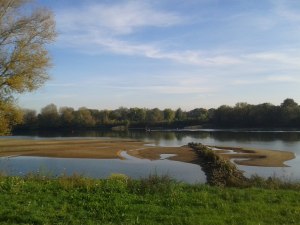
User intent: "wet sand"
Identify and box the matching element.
[0,139,295,167]
[0,139,144,159]
[127,146,199,164]
[208,146,295,167]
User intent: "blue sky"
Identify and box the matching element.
[19,0,300,111]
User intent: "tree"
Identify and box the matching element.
[110,107,129,121]
[175,108,186,121]
[243,103,277,127]
[187,108,208,122]
[74,107,96,128]
[163,108,175,122]
[0,0,56,134]
[0,99,22,134]
[21,108,38,129]
[38,104,60,128]
[128,108,146,122]
[232,102,252,127]
[100,110,111,124]
[59,107,75,128]
[281,98,298,108]
[280,99,300,126]
[146,108,163,123]
[213,105,233,127]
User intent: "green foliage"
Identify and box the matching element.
[38,103,60,128]
[136,174,177,195]
[13,98,300,132]
[163,108,175,122]
[74,107,96,128]
[212,99,300,128]
[175,107,186,121]
[59,106,75,128]
[128,107,146,122]
[146,108,164,123]
[0,99,22,135]
[187,108,208,122]
[0,175,300,225]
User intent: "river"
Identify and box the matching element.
[1,129,300,183]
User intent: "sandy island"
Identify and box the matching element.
[0,139,295,167]
[208,145,295,167]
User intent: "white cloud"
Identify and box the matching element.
[57,1,183,35]
[100,85,216,95]
[244,51,300,70]
[232,75,300,86]
[55,1,244,67]
[232,79,261,85]
[266,75,300,82]
[149,86,215,94]
[55,1,300,75]
[59,33,243,66]
[47,71,218,95]
[47,82,79,87]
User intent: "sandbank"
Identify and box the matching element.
[0,139,295,167]
[208,145,295,167]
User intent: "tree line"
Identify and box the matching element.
[14,98,300,131]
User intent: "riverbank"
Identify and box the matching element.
[0,174,299,225]
[0,139,295,167]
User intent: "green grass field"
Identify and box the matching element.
[0,174,299,225]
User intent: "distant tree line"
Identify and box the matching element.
[14,98,300,131]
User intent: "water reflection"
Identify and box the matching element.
[10,129,300,153]
[0,156,206,184]
[13,129,300,142]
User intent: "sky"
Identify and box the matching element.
[18,0,300,111]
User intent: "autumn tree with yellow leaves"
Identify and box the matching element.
[0,0,55,135]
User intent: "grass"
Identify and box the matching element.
[0,174,300,225]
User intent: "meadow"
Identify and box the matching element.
[0,174,300,225]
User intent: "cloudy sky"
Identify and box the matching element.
[19,0,300,111]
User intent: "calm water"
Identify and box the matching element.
[1,129,300,182]
[0,152,206,184]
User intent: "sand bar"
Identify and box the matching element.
[208,145,295,167]
[0,139,295,167]
[0,139,144,159]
